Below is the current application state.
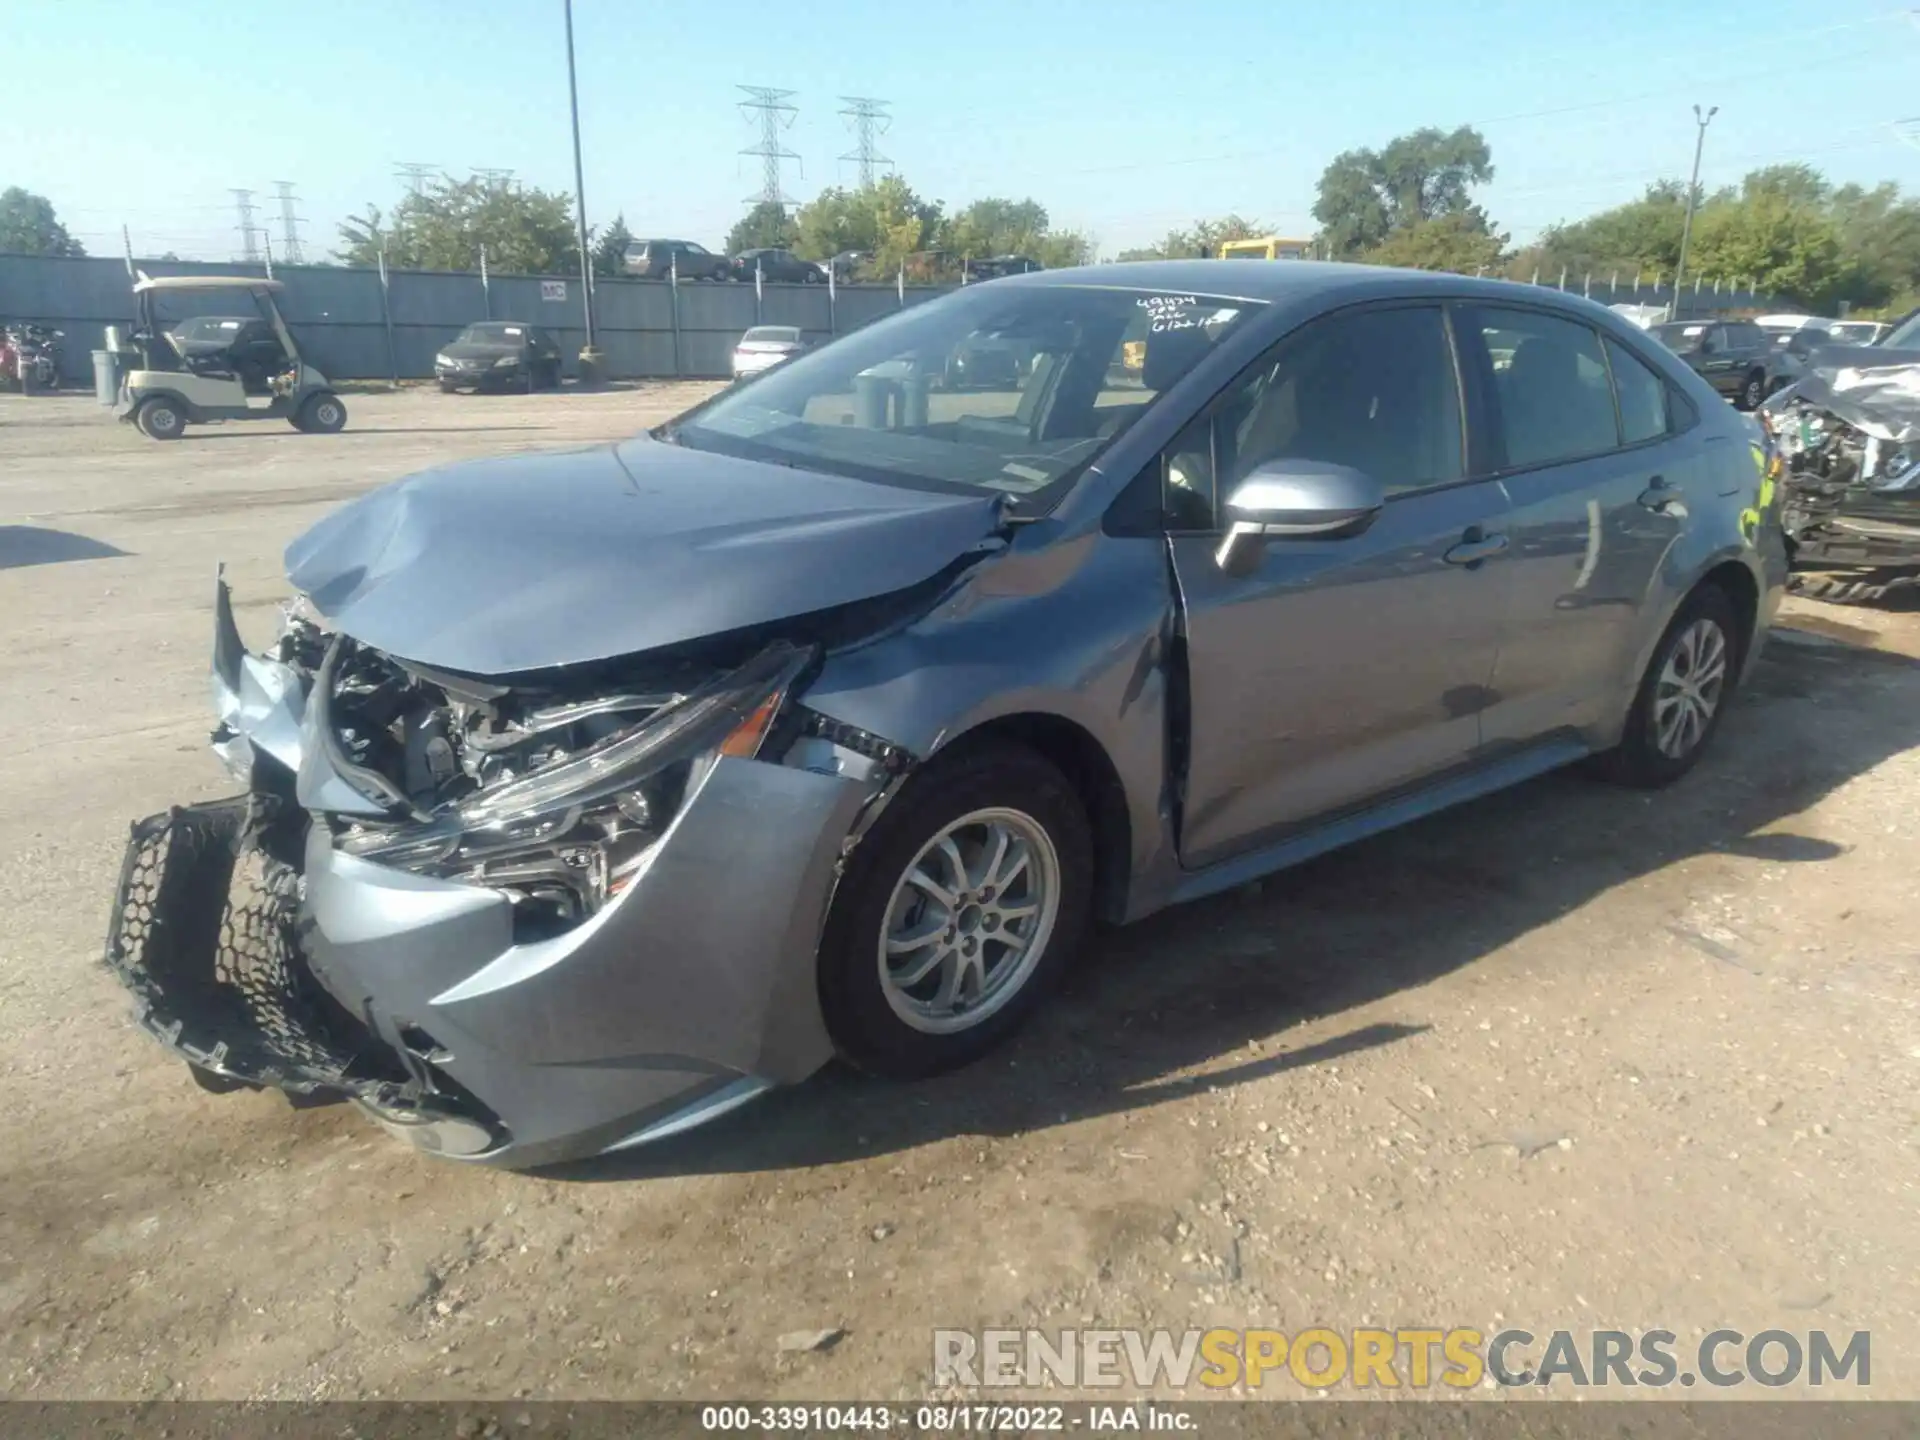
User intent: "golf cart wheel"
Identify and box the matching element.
[295,392,347,434]
[134,396,186,441]
[1591,583,1744,789]
[1739,372,1765,410]
[816,740,1093,1079]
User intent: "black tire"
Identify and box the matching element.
[1592,584,1745,789]
[296,391,347,434]
[817,741,1093,1079]
[1788,571,1899,605]
[438,380,459,394]
[134,395,185,441]
[1739,371,1765,410]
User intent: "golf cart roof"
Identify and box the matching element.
[132,274,286,295]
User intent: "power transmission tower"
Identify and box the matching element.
[394,162,438,196]
[272,181,305,264]
[230,188,262,263]
[737,85,800,207]
[472,167,516,189]
[837,97,892,188]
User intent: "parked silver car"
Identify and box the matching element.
[731,324,806,379]
[104,261,1787,1167]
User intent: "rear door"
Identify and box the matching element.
[1165,302,1515,867]
[1460,306,1694,745]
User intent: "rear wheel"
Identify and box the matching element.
[1739,371,1765,410]
[294,391,347,434]
[1592,584,1743,788]
[817,742,1092,1079]
[134,396,185,441]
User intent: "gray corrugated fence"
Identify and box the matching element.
[1,254,1785,388]
[0,254,954,386]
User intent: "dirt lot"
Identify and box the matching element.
[2,387,1917,1403]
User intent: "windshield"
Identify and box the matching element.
[457,323,525,345]
[742,326,800,344]
[1883,312,1920,348]
[662,283,1263,510]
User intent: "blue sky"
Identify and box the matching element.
[8,0,1920,264]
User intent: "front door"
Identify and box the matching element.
[1164,302,1514,869]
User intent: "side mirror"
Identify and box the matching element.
[1214,460,1386,571]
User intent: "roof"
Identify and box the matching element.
[1001,258,1562,306]
[132,275,285,295]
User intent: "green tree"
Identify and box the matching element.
[1688,190,1844,307]
[1116,214,1265,261]
[793,177,944,272]
[1366,212,1508,273]
[334,177,580,273]
[592,213,635,278]
[0,186,84,256]
[1828,181,1920,308]
[1533,181,1693,277]
[725,200,798,255]
[1312,126,1494,257]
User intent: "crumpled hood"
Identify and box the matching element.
[283,435,1003,676]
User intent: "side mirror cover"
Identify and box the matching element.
[1215,460,1386,571]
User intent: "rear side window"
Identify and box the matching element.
[1469,307,1618,469]
[1605,337,1668,445]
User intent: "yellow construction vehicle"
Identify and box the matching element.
[1219,236,1314,260]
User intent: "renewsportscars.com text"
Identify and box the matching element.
[933,1327,1871,1390]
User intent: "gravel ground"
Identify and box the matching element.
[1,387,1916,1403]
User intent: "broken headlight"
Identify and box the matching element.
[336,641,813,936]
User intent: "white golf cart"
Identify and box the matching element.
[115,274,346,441]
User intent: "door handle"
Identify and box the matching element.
[1443,527,1508,567]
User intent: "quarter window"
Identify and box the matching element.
[1471,307,1619,469]
[1605,337,1668,445]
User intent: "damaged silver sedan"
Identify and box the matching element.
[105,261,1786,1167]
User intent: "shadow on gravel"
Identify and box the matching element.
[0,524,128,570]
[183,426,550,440]
[551,627,1920,1183]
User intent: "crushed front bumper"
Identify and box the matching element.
[103,585,877,1168]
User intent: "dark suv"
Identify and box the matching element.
[623,239,728,281]
[1650,318,1775,410]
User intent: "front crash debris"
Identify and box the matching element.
[1762,361,1920,604]
[102,571,924,1166]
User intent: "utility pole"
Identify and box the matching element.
[563,0,600,382]
[738,85,800,207]
[272,181,305,264]
[1670,104,1717,322]
[838,96,892,188]
[230,188,262,263]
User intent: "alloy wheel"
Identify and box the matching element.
[1652,617,1728,759]
[877,807,1061,1035]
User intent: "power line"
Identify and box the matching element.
[738,85,801,208]
[229,188,262,263]
[472,167,516,189]
[394,162,437,196]
[272,181,305,264]
[838,96,893,188]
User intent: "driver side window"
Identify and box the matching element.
[1154,304,1465,532]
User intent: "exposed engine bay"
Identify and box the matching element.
[1762,361,1920,604]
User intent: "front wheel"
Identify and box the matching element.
[1591,584,1743,788]
[294,391,347,434]
[817,742,1093,1078]
[134,396,185,440]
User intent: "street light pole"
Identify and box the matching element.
[563,0,601,383]
[1670,104,1717,321]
